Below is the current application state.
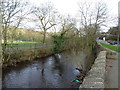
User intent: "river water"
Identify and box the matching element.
[2,50,95,88]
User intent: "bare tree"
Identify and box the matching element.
[0,0,29,61]
[78,1,107,34]
[53,15,79,50]
[58,15,77,35]
[0,8,2,65]
[32,2,57,44]
[78,1,107,49]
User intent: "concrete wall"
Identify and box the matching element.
[79,51,107,88]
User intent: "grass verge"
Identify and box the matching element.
[100,43,120,52]
[1,41,42,48]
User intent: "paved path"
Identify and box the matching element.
[105,53,119,88]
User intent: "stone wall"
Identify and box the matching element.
[79,51,107,88]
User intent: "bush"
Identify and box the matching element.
[52,34,66,53]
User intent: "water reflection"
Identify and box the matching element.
[2,50,95,88]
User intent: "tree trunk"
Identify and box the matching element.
[0,15,2,90]
[0,18,2,66]
[42,31,46,44]
[2,29,7,61]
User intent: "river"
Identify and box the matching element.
[2,50,95,88]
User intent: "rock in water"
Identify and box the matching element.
[73,69,80,76]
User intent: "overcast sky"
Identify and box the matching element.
[27,0,119,32]
[28,0,119,16]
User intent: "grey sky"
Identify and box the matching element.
[28,0,119,16]
[27,0,119,32]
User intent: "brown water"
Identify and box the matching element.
[2,50,95,88]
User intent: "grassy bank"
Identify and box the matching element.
[2,45,54,68]
[100,43,120,52]
[1,41,42,48]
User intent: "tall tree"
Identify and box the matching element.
[0,8,2,65]
[0,0,29,61]
[108,26,119,35]
[78,1,107,49]
[78,1,107,34]
[32,2,57,44]
[52,15,78,51]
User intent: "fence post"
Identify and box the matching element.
[17,44,18,50]
[35,43,36,49]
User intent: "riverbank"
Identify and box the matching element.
[2,49,95,88]
[2,45,54,68]
[2,43,97,69]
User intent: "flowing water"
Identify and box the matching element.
[2,50,95,88]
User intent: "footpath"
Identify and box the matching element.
[105,52,119,88]
[97,40,119,88]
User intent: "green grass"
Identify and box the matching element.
[1,41,42,48]
[100,43,120,52]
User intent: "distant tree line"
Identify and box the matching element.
[99,26,120,41]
